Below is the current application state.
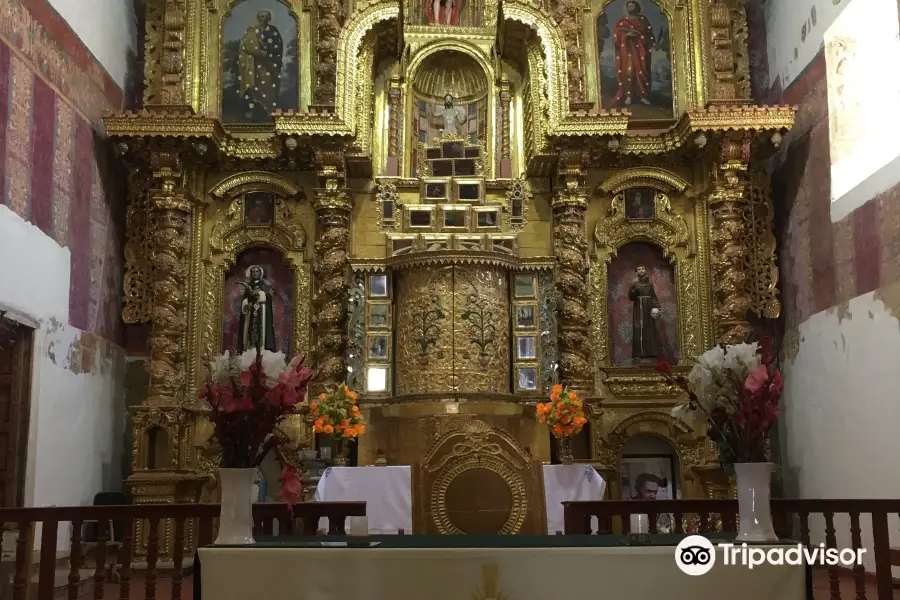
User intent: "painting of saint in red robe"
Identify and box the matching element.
[598,0,673,119]
[426,0,463,25]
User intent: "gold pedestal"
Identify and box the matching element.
[358,395,550,467]
[125,471,208,559]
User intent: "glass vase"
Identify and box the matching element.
[556,436,574,465]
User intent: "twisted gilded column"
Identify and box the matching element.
[387,78,402,176]
[313,152,352,387]
[498,79,512,178]
[147,151,194,404]
[708,133,753,344]
[552,151,592,393]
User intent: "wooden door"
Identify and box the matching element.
[0,320,32,508]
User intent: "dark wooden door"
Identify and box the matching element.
[0,322,32,508]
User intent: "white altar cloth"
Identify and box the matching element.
[542,464,606,533]
[199,544,806,600]
[314,466,413,534]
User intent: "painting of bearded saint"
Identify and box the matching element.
[221,0,299,124]
[598,0,673,119]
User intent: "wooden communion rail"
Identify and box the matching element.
[0,499,897,599]
[564,498,900,600]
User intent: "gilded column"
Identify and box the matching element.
[387,78,402,176]
[146,151,194,404]
[498,79,512,178]
[313,151,352,387]
[552,151,592,393]
[313,0,345,106]
[708,133,753,344]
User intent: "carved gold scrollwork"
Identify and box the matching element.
[708,133,753,344]
[123,170,155,324]
[743,166,781,319]
[708,0,751,101]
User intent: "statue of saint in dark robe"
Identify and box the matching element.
[237,265,277,353]
[629,264,661,359]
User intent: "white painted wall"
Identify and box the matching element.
[824,0,900,221]
[765,0,850,89]
[0,206,125,547]
[48,0,137,89]
[781,289,900,571]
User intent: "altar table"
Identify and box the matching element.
[315,465,607,534]
[197,536,807,600]
[542,464,606,533]
[314,466,413,534]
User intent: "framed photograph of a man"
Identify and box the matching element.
[620,454,676,500]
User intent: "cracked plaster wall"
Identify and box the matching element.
[767,0,900,570]
[0,205,126,550]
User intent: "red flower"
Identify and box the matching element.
[744,364,769,394]
[277,467,303,507]
[654,358,673,376]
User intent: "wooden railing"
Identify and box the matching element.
[563,499,900,600]
[0,502,364,600]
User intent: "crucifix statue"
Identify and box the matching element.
[431,93,468,137]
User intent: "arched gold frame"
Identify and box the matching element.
[402,39,495,177]
[597,410,703,500]
[590,173,706,386]
[199,0,312,121]
[201,172,313,374]
[336,1,401,137]
[502,1,569,131]
[585,0,702,116]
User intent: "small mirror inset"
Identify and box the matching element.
[367,367,388,392]
[517,336,537,359]
[514,275,535,298]
[516,306,535,328]
[369,275,388,297]
[517,367,537,391]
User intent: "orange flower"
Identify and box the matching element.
[552,384,563,395]
[352,405,360,416]
[309,401,318,411]
[318,393,326,400]
[358,424,367,435]
[323,424,334,434]
[314,423,324,433]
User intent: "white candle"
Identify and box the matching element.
[350,516,369,537]
[630,513,649,534]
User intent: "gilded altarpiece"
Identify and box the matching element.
[108,0,794,546]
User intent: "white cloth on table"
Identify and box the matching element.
[199,544,806,600]
[542,464,606,534]
[314,466,412,534]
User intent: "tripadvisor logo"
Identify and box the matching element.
[675,535,866,576]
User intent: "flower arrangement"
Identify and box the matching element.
[536,384,587,438]
[655,340,783,469]
[199,349,315,506]
[305,384,366,439]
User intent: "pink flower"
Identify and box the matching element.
[277,467,303,507]
[744,364,769,394]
